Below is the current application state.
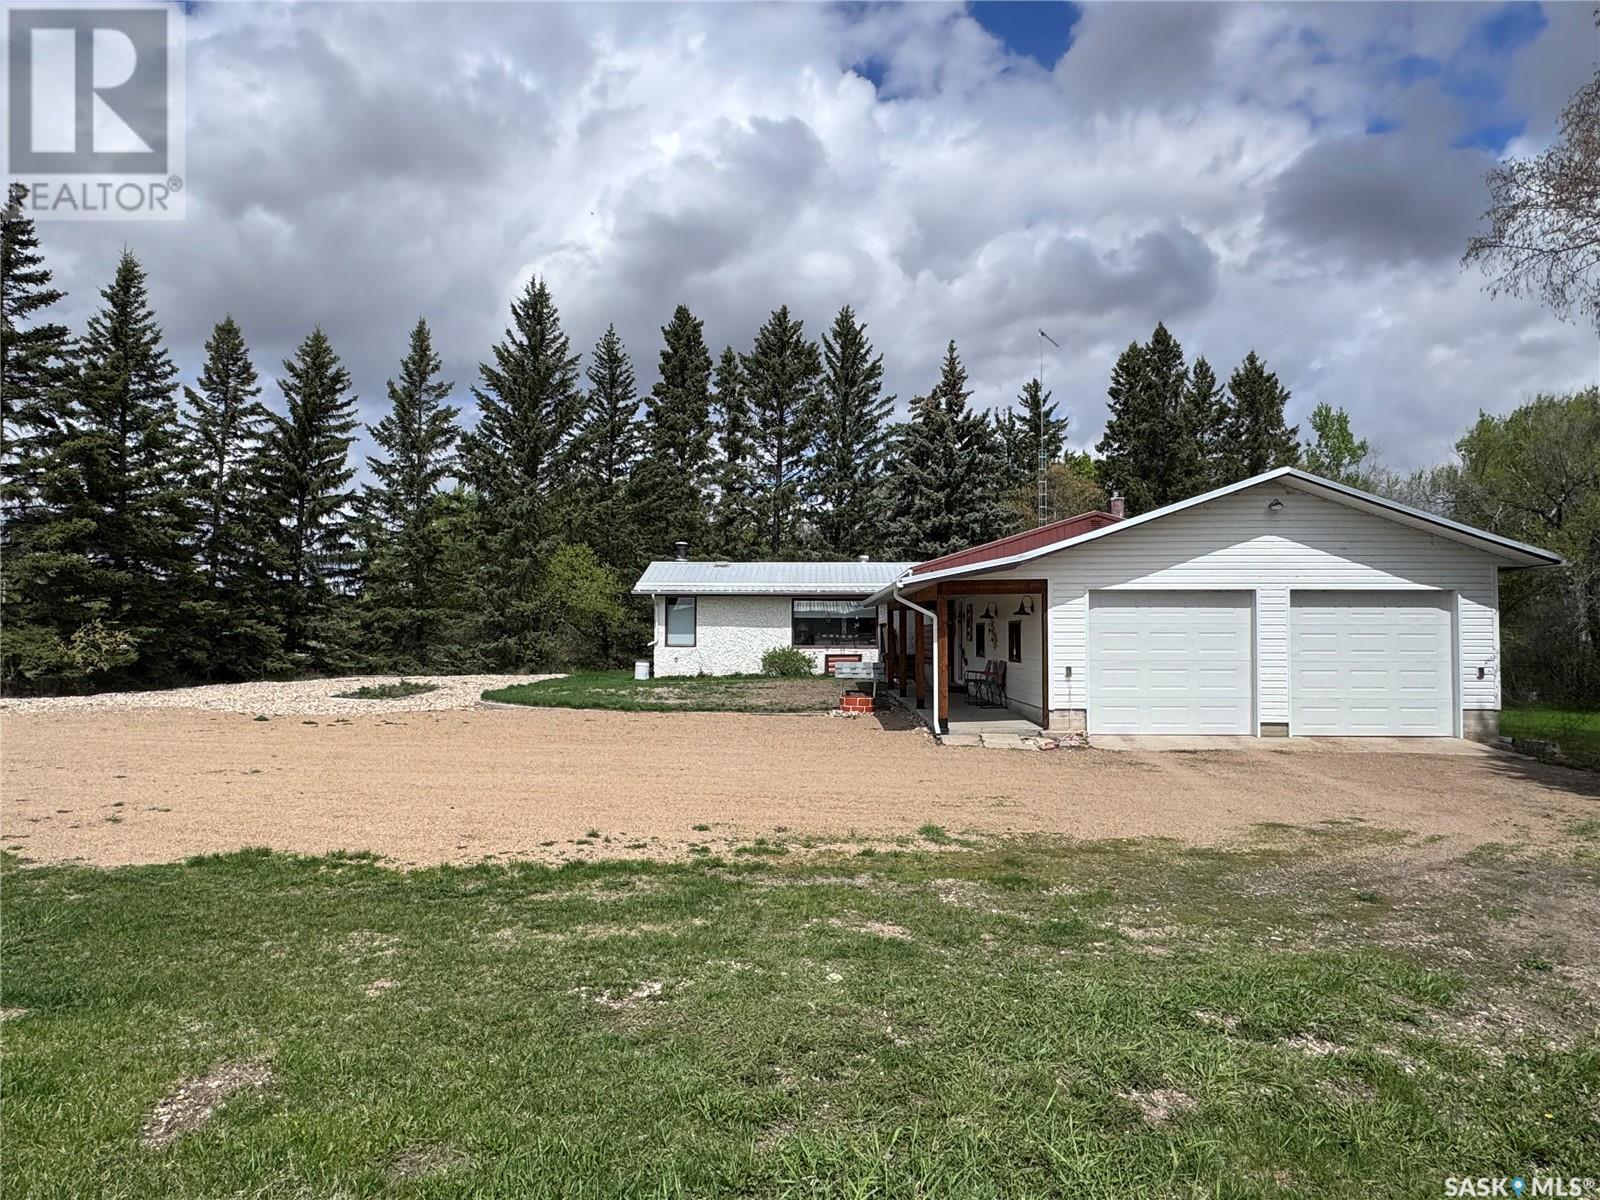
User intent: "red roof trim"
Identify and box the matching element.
[913,510,1122,575]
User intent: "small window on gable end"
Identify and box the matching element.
[666,596,696,647]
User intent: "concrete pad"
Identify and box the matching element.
[979,733,1037,751]
[1088,734,1498,756]
[939,733,985,748]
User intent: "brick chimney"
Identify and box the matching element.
[1108,494,1126,520]
[673,540,689,561]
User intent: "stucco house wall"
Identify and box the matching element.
[652,594,883,676]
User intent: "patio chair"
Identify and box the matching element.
[969,662,1007,708]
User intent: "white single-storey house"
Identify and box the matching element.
[633,556,915,677]
[634,468,1562,740]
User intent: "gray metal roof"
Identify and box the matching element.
[633,559,915,596]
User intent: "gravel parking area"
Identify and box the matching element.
[0,675,558,718]
[3,706,1596,868]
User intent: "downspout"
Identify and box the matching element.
[893,587,941,738]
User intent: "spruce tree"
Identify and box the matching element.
[184,318,266,590]
[1181,355,1229,493]
[812,305,892,557]
[881,342,1009,558]
[360,318,461,667]
[572,324,639,494]
[742,305,822,558]
[570,325,645,665]
[1,184,71,470]
[58,250,200,683]
[1095,322,1199,515]
[259,327,359,666]
[709,345,761,559]
[996,378,1069,520]
[632,304,714,559]
[0,185,81,688]
[458,277,583,668]
[1221,351,1300,480]
[568,324,644,602]
[183,316,278,676]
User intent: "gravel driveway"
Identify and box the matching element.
[4,705,1596,868]
[0,675,558,718]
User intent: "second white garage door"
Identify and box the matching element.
[1087,591,1253,734]
[1290,592,1454,736]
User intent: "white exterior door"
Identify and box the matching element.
[1087,591,1253,734]
[1290,592,1454,736]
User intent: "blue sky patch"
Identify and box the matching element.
[969,0,1080,68]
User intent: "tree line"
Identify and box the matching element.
[0,186,1094,691]
[2,184,1594,702]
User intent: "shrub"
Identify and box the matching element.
[334,680,439,700]
[759,647,814,677]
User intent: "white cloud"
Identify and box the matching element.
[33,0,1599,473]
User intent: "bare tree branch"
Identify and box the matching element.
[1463,72,1600,330]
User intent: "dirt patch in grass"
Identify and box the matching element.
[1281,1033,1346,1057]
[139,1060,275,1148]
[387,1142,470,1180]
[571,980,667,1009]
[1119,1087,1197,1125]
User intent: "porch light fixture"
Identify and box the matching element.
[1012,597,1034,617]
[982,602,999,620]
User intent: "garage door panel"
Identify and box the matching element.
[1291,592,1452,736]
[1088,591,1253,735]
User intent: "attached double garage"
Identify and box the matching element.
[883,470,1561,740]
[1086,589,1455,736]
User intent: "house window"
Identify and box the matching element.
[665,595,696,646]
[792,599,877,648]
[1007,620,1023,664]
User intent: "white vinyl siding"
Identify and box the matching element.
[1087,592,1253,733]
[950,481,1504,730]
[1290,592,1454,735]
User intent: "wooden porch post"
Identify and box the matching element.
[937,596,951,734]
[914,611,927,709]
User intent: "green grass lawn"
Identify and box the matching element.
[1502,706,1600,768]
[483,669,845,713]
[4,829,1596,1198]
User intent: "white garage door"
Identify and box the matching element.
[1290,592,1454,736]
[1087,591,1253,734]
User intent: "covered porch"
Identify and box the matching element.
[879,578,1049,738]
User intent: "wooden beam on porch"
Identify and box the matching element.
[933,579,1048,596]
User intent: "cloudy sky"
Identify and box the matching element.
[32,0,1600,471]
